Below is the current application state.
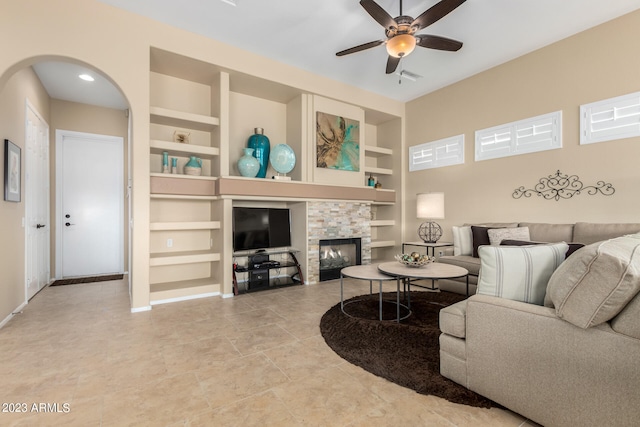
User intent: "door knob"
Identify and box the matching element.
[36,224,46,229]
[65,214,71,218]
[65,222,75,227]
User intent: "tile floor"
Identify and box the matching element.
[0,277,540,426]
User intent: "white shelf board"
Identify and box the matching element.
[150,193,218,201]
[150,106,219,131]
[150,173,217,181]
[370,240,396,248]
[364,166,393,175]
[365,146,393,157]
[150,221,221,231]
[149,250,220,266]
[150,278,220,303]
[150,139,219,158]
[371,220,396,227]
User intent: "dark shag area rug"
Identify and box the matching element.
[50,274,124,286]
[320,291,497,408]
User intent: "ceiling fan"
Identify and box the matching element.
[336,0,466,74]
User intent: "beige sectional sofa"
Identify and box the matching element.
[438,223,640,427]
[437,222,640,295]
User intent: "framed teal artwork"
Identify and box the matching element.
[316,112,360,171]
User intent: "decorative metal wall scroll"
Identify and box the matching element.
[513,170,615,201]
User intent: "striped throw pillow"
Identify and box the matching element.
[477,242,569,305]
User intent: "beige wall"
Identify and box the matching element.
[404,10,640,243]
[0,67,50,320]
[49,99,129,275]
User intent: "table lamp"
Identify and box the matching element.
[416,192,444,243]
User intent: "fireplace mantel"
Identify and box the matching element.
[151,175,395,203]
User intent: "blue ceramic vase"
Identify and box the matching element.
[184,156,202,176]
[238,148,260,177]
[247,127,270,178]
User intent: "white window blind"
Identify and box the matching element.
[580,91,640,145]
[475,111,562,161]
[409,134,464,172]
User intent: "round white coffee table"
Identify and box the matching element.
[340,264,410,322]
[378,262,470,307]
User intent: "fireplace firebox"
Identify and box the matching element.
[319,238,362,281]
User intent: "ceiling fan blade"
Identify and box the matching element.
[416,35,463,51]
[360,0,397,30]
[411,0,467,31]
[386,56,401,74]
[336,40,385,56]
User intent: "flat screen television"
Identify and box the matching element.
[232,207,292,251]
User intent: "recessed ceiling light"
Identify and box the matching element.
[79,74,95,82]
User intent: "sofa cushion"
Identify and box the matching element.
[438,255,481,277]
[467,223,519,258]
[477,243,568,305]
[452,225,473,256]
[519,222,574,244]
[488,227,530,245]
[572,222,640,245]
[439,300,467,338]
[501,239,585,258]
[471,226,501,257]
[546,233,640,328]
[610,294,640,339]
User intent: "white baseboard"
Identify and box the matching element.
[221,292,235,298]
[0,301,28,329]
[130,305,152,313]
[150,292,220,306]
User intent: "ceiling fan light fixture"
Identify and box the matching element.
[386,34,416,58]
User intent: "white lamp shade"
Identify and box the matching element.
[416,192,445,219]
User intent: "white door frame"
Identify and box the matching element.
[55,129,124,278]
[24,99,50,300]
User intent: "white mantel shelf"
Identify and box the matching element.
[216,176,396,203]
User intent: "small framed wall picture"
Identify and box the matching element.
[173,131,190,144]
[4,139,21,202]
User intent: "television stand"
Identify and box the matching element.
[232,249,304,295]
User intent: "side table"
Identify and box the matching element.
[402,241,454,258]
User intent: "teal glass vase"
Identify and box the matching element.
[238,148,260,177]
[247,127,270,178]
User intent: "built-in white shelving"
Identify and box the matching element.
[364,166,393,175]
[150,139,220,158]
[365,146,393,157]
[145,47,402,304]
[150,106,219,131]
[149,250,221,267]
[150,221,220,231]
[370,240,396,248]
[371,219,395,227]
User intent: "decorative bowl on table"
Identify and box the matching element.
[394,252,433,267]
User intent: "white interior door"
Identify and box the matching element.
[25,101,50,299]
[56,130,124,278]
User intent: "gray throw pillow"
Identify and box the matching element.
[546,234,640,328]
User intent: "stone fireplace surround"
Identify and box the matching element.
[307,201,371,284]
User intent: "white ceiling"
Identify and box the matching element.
[33,0,640,108]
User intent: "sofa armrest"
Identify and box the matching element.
[466,294,556,317]
[464,294,640,427]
